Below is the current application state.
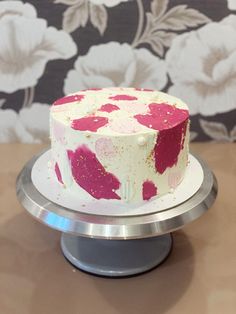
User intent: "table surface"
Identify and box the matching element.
[0,143,235,314]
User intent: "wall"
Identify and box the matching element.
[0,0,236,143]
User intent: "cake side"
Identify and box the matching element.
[50,87,189,204]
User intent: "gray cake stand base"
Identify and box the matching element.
[16,149,217,277]
[61,233,172,277]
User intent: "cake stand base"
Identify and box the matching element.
[16,149,217,278]
[61,233,173,277]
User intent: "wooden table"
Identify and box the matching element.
[0,143,235,314]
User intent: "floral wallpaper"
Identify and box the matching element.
[0,0,236,143]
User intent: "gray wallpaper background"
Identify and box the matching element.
[0,0,236,143]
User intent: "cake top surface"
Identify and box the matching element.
[51,87,189,135]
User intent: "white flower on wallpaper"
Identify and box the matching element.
[64,42,167,93]
[18,103,50,143]
[89,0,129,7]
[0,104,49,143]
[227,0,236,10]
[166,15,236,116]
[0,109,32,143]
[222,13,236,29]
[0,1,77,93]
[0,1,36,18]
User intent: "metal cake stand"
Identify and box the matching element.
[16,150,217,277]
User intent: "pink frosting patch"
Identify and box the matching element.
[109,95,138,101]
[99,103,120,113]
[117,102,147,115]
[68,145,120,200]
[135,103,189,131]
[55,162,63,184]
[71,116,108,132]
[53,121,66,144]
[67,150,74,161]
[154,120,188,174]
[53,94,84,106]
[95,138,116,159]
[134,103,188,173]
[110,118,142,134]
[168,171,182,189]
[142,180,158,201]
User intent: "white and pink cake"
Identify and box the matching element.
[50,87,189,204]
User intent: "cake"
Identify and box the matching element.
[50,87,189,204]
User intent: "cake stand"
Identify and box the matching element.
[16,149,217,277]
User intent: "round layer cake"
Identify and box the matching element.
[50,87,190,204]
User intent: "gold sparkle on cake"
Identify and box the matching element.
[145,149,155,168]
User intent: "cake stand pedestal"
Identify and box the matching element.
[60,233,172,276]
[16,150,217,277]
